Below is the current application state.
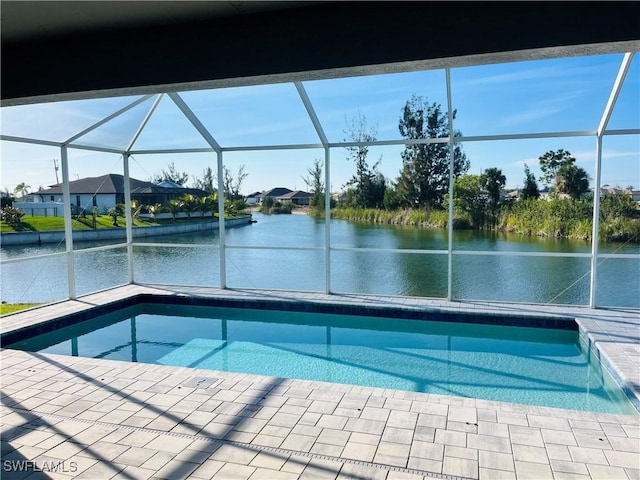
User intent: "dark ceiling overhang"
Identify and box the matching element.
[2,1,639,107]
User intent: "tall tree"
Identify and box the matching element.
[362,172,387,209]
[223,165,248,200]
[302,158,324,207]
[383,184,403,210]
[343,113,386,208]
[449,174,486,227]
[521,163,540,199]
[193,166,216,193]
[538,149,575,188]
[556,164,590,199]
[396,95,468,208]
[154,162,189,186]
[481,168,506,208]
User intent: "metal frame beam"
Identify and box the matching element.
[324,147,331,294]
[295,82,329,147]
[123,152,134,283]
[217,151,226,289]
[129,147,214,155]
[59,145,76,299]
[446,68,455,302]
[62,144,125,155]
[126,94,164,152]
[167,92,222,153]
[597,53,634,137]
[294,81,332,294]
[121,94,164,285]
[0,135,62,147]
[167,92,225,289]
[65,95,154,145]
[589,52,635,308]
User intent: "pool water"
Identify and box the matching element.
[8,304,634,414]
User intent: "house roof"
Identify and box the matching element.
[35,174,207,197]
[277,190,312,199]
[36,173,141,195]
[261,187,293,198]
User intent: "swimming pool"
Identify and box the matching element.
[6,303,634,415]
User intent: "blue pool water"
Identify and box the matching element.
[8,304,634,414]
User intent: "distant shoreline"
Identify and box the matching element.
[290,207,309,215]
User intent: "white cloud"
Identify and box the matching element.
[495,90,593,128]
[455,61,615,90]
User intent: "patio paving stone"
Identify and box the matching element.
[1,285,638,479]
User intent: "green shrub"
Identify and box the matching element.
[322,197,639,243]
[601,194,639,221]
[260,199,293,214]
[0,206,24,227]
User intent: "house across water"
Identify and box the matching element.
[20,174,207,215]
[249,187,313,206]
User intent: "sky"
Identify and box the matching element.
[1,52,638,197]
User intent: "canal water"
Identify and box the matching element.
[1,212,638,307]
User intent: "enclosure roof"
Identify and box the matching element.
[2,50,637,151]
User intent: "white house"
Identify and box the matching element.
[245,191,262,206]
[28,174,208,215]
[601,186,640,202]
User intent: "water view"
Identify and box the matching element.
[1,212,639,307]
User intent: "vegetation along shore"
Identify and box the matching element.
[301,99,638,243]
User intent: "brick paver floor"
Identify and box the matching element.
[1,285,638,479]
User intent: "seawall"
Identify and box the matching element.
[0,216,252,246]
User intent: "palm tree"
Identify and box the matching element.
[13,182,31,199]
[481,168,506,208]
[92,206,99,228]
[179,194,197,219]
[167,199,182,222]
[107,207,119,227]
[197,196,212,218]
[556,164,590,200]
[148,203,163,221]
[130,200,142,221]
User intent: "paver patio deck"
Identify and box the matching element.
[1,285,639,479]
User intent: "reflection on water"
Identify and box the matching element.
[1,212,638,307]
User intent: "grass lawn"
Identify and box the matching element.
[0,303,40,316]
[0,213,240,233]
[1,215,163,232]
[1,216,90,232]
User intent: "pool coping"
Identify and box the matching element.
[1,284,639,480]
[0,286,581,347]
